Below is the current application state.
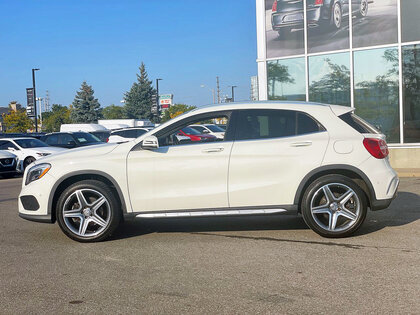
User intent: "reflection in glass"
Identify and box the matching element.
[309,52,350,106]
[267,58,306,101]
[402,45,420,143]
[401,0,420,43]
[266,0,304,58]
[306,0,349,53]
[354,47,400,143]
[352,0,398,48]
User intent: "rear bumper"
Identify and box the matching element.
[271,7,321,30]
[370,185,398,211]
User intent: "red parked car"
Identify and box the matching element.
[177,127,217,142]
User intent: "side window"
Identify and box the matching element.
[0,140,8,150]
[191,125,205,133]
[235,109,323,141]
[124,130,137,138]
[136,129,147,137]
[157,113,230,147]
[58,134,74,145]
[112,130,124,137]
[45,135,58,145]
[3,141,19,150]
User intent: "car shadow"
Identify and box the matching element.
[110,191,420,241]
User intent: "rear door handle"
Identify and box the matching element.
[202,147,224,153]
[290,141,312,147]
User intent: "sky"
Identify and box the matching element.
[0,0,257,110]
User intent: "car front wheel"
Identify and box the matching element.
[56,180,121,242]
[301,175,367,238]
[357,0,368,17]
[331,2,342,29]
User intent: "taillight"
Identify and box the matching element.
[106,138,109,143]
[315,0,324,5]
[272,1,277,12]
[363,138,389,159]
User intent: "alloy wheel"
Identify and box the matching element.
[360,0,368,17]
[310,183,360,232]
[333,3,342,28]
[62,188,111,237]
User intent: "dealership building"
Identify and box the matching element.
[256,0,420,170]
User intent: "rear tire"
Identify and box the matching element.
[356,0,368,17]
[331,2,342,29]
[56,180,121,242]
[301,175,367,238]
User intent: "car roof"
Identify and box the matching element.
[0,137,35,141]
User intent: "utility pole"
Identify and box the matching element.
[45,90,50,112]
[32,68,40,132]
[231,85,237,102]
[216,76,220,104]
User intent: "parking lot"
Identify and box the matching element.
[1,176,419,314]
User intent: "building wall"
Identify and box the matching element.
[256,0,420,149]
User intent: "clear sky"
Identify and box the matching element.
[0,0,257,109]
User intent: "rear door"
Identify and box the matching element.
[228,109,329,207]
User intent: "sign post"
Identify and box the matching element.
[26,88,35,117]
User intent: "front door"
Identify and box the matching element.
[127,111,233,212]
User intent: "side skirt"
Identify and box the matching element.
[124,205,298,220]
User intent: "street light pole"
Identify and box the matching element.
[156,78,162,106]
[32,68,40,132]
[231,85,237,102]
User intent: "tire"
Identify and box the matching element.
[56,179,121,242]
[331,2,342,29]
[356,0,368,17]
[277,29,285,39]
[23,156,36,170]
[301,174,367,238]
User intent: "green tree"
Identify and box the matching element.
[161,104,196,123]
[267,62,295,99]
[2,108,34,132]
[102,104,125,119]
[124,62,156,121]
[42,104,72,132]
[70,81,102,123]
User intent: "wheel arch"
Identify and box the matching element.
[294,164,376,212]
[48,170,127,223]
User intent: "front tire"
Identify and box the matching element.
[23,156,36,170]
[56,180,121,242]
[301,175,367,238]
[357,0,368,17]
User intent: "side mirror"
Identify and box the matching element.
[67,140,77,148]
[141,135,159,150]
[202,129,210,134]
[8,147,16,151]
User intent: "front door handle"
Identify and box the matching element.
[290,141,312,147]
[202,147,224,153]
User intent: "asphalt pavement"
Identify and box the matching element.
[1,176,419,314]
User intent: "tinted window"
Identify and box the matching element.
[58,134,74,145]
[235,110,322,141]
[0,140,17,150]
[15,138,49,148]
[191,126,205,133]
[136,129,147,137]
[181,127,201,135]
[205,125,225,132]
[112,130,124,137]
[45,135,58,145]
[73,132,101,144]
[339,113,379,134]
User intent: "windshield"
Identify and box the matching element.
[15,138,49,148]
[73,132,102,144]
[206,125,225,132]
[181,127,201,135]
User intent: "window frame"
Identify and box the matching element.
[231,109,326,142]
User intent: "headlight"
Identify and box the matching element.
[36,152,51,157]
[25,163,51,185]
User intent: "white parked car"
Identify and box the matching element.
[0,150,19,178]
[107,128,150,143]
[18,102,398,242]
[0,138,66,170]
[190,124,225,139]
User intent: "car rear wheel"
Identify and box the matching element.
[56,180,121,242]
[357,0,368,17]
[301,175,367,238]
[331,2,342,29]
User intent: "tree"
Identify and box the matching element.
[161,104,196,123]
[102,104,125,119]
[42,104,72,132]
[267,62,295,99]
[124,62,156,121]
[70,81,102,123]
[2,108,34,132]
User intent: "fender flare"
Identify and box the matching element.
[47,170,127,216]
[293,164,376,206]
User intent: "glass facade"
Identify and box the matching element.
[264,0,420,145]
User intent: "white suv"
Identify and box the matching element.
[18,102,399,242]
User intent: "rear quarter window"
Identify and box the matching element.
[339,113,379,134]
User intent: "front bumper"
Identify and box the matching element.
[19,212,53,223]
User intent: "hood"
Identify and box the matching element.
[34,143,118,164]
[0,150,17,158]
[32,146,68,154]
